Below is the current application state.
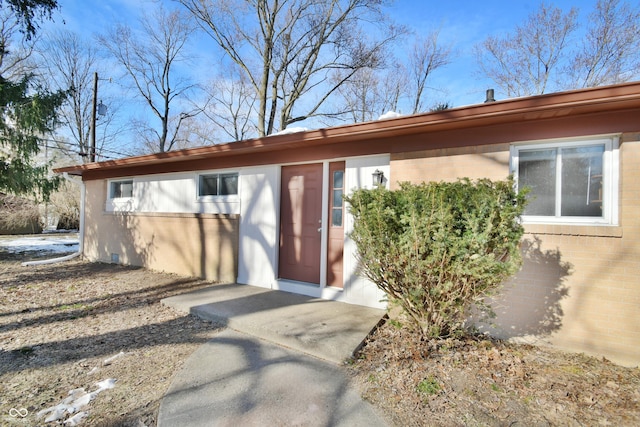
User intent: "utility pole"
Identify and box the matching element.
[90,72,98,162]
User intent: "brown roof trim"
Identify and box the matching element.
[55,81,640,177]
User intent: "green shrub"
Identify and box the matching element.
[345,177,526,339]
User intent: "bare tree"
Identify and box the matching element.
[99,5,198,153]
[569,0,640,88]
[408,31,451,114]
[180,0,402,136]
[38,30,103,162]
[378,63,407,114]
[335,68,380,123]
[334,30,450,122]
[334,65,407,123]
[0,9,37,79]
[475,2,578,97]
[199,67,258,142]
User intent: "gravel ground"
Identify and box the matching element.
[1,243,639,426]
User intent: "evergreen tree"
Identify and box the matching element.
[0,0,67,200]
[1,0,58,41]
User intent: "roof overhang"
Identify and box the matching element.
[55,81,640,179]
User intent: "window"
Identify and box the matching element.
[109,180,133,199]
[511,137,618,224]
[331,170,344,227]
[198,173,238,197]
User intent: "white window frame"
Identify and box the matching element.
[510,135,619,225]
[108,179,134,200]
[196,171,240,200]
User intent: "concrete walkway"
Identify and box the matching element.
[158,283,388,427]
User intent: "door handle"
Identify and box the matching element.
[317,227,322,232]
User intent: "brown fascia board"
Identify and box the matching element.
[54,81,640,178]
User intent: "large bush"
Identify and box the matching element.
[0,193,42,234]
[345,178,527,339]
[49,181,80,230]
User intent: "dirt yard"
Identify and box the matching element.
[1,245,639,426]
[0,251,222,426]
[349,318,640,426]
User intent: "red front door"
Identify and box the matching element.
[279,164,323,284]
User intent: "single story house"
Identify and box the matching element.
[56,82,640,367]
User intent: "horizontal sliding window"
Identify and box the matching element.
[198,173,238,197]
[511,137,618,225]
[109,180,133,199]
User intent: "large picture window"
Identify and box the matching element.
[511,137,618,224]
[198,173,238,197]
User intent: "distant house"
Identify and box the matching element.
[56,82,640,367]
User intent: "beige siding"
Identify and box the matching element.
[83,180,238,283]
[390,144,511,185]
[390,135,640,367]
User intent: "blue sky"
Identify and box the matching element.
[39,0,605,153]
[47,0,599,107]
[386,0,595,105]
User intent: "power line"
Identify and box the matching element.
[40,142,119,160]
[39,137,136,159]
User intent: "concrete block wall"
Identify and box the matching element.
[83,180,239,284]
[390,136,640,367]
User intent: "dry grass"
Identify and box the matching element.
[0,253,222,426]
[349,323,640,426]
[2,246,640,426]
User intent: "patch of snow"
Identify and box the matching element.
[378,111,402,120]
[41,405,68,422]
[270,126,310,135]
[64,388,87,406]
[37,378,116,425]
[95,378,117,391]
[103,351,126,366]
[0,236,79,254]
[69,391,94,411]
[65,411,88,426]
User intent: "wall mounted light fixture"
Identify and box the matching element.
[372,169,384,187]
